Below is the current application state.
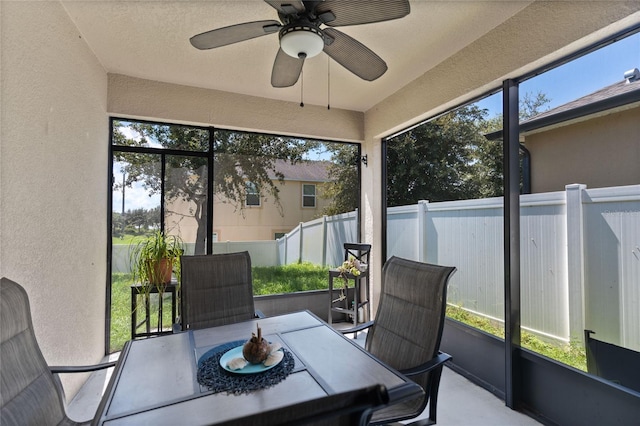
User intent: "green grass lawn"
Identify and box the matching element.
[252,262,330,295]
[110,262,330,352]
[112,234,148,245]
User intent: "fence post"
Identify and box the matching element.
[566,183,587,343]
[418,200,429,262]
[322,215,328,267]
[354,208,358,242]
[298,222,304,263]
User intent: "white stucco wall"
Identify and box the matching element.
[1,1,108,399]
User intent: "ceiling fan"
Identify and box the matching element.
[190,0,410,88]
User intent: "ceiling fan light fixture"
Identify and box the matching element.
[280,26,324,59]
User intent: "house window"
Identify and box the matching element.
[246,182,260,206]
[302,184,316,207]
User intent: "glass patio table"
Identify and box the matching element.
[93,310,423,425]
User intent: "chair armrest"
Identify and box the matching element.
[255,309,266,319]
[49,361,117,374]
[338,320,375,335]
[49,361,118,407]
[399,352,452,377]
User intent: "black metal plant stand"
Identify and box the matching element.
[130,281,177,339]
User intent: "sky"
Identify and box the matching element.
[113,32,639,213]
[477,32,640,116]
[112,169,159,213]
[112,126,161,213]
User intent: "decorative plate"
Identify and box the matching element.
[219,346,282,374]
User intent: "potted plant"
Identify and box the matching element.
[129,230,184,287]
[129,231,184,336]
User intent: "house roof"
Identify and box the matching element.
[485,68,640,139]
[267,159,331,183]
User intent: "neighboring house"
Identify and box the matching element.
[212,159,332,241]
[520,68,640,193]
[166,159,333,243]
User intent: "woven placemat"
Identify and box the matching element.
[197,339,295,395]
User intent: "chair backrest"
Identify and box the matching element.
[180,251,255,330]
[220,384,389,426]
[343,243,371,272]
[365,257,456,414]
[1,277,70,426]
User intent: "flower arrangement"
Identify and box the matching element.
[336,256,366,279]
[333,256,367,303]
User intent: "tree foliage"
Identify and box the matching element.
[386,105,485,206]
[474,91,552,197]
[386,91,551,205]
[112,207,160,238]
[321,144,359,216]
[113,122,320,252]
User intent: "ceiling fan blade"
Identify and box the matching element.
[190,20,281,50]
[271,48,305,87]
[264,0,305,15]
[322,28,387,81]
[316,0,410,27]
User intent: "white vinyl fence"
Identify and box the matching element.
[277,210,358,268]
[112,210,358,271]
[388,184,640,350]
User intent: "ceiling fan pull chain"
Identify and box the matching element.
[300,68,304,108]
[327,57,331,110]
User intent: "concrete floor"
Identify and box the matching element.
[67,330,540,425]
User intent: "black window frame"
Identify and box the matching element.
[245,181,261,207]
[107,121,362,352]
[302,183,317,208]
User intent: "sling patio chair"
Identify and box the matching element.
[340,256,457,425]
[1,277,118,426]
[177,251,263,331]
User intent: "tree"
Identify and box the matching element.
[321,144,359,216]
[386,105,486,206]
[113,122,320,253]
[475,91,552,197]
[519,91,552,121]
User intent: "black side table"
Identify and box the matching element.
[328,270,370,328]
[130,281,177,339]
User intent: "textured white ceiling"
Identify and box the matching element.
[61,1,532,112]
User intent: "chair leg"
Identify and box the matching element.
[427,366,445,425]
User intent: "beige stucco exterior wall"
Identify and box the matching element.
[108,74,364,143]
[0,1,108,400]
[168,177,331,243]
[213,180,331,242]
[525,107,640,193]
